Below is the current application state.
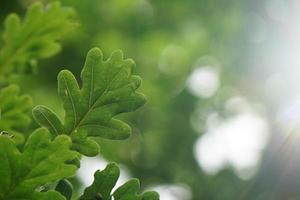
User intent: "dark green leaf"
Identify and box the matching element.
[55,179,73,200]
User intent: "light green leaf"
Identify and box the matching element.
[0,1,76,76]
[33,47,146,156]
[0,128,78,200]
[0,84,32,144]
[79,163,159,200]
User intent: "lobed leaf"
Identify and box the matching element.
[0,128,78,200]
[33,47,146,156]
[0,1,76,76]
[79,163,159,200]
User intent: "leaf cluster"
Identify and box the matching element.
[33,47,146,156]
[0,84,32,144]
[0,2,76,77]
[80,163,159,200]
[0,128,78,200]
[0,2,159,200]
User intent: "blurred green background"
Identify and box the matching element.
[2,0,300,199]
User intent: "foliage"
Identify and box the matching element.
[0,0,265,199]
[0,128,78,200]
[0,84,32,144]
[33,47,146,156]
[47,2,248,199]
[0,2,159,200]
[80,163,159,200]
[0,1,76,77]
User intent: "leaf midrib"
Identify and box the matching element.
[68,63,126,135]
[36,108,59,135]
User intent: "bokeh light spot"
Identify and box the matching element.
[193,97,270,179]
[150,184,192,200]
[186,66,219,98]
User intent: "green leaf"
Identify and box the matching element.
[32,105,64,136]
[79,163,159,200]
[71,136,100,157]
[79,163,120,200]
[142,192,160,200]
[0,128,78,200]
[113,179,160,200]
[33,47,146,156]
[55,179,73,200]
[113,179,140,200]
[0,84,32,144]
[0,1,76,76]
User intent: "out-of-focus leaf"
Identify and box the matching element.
[0,1,76,76]
[0,84,32,144]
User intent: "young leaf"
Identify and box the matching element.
[79,163,160,200]
[0,84,32,144]
[0,1,76,76]
[33,47,146,156]
[0,128,78,200]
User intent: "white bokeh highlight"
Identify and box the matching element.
[186,66,219,98]
[150,184,192,200]
[193,97,270,179]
